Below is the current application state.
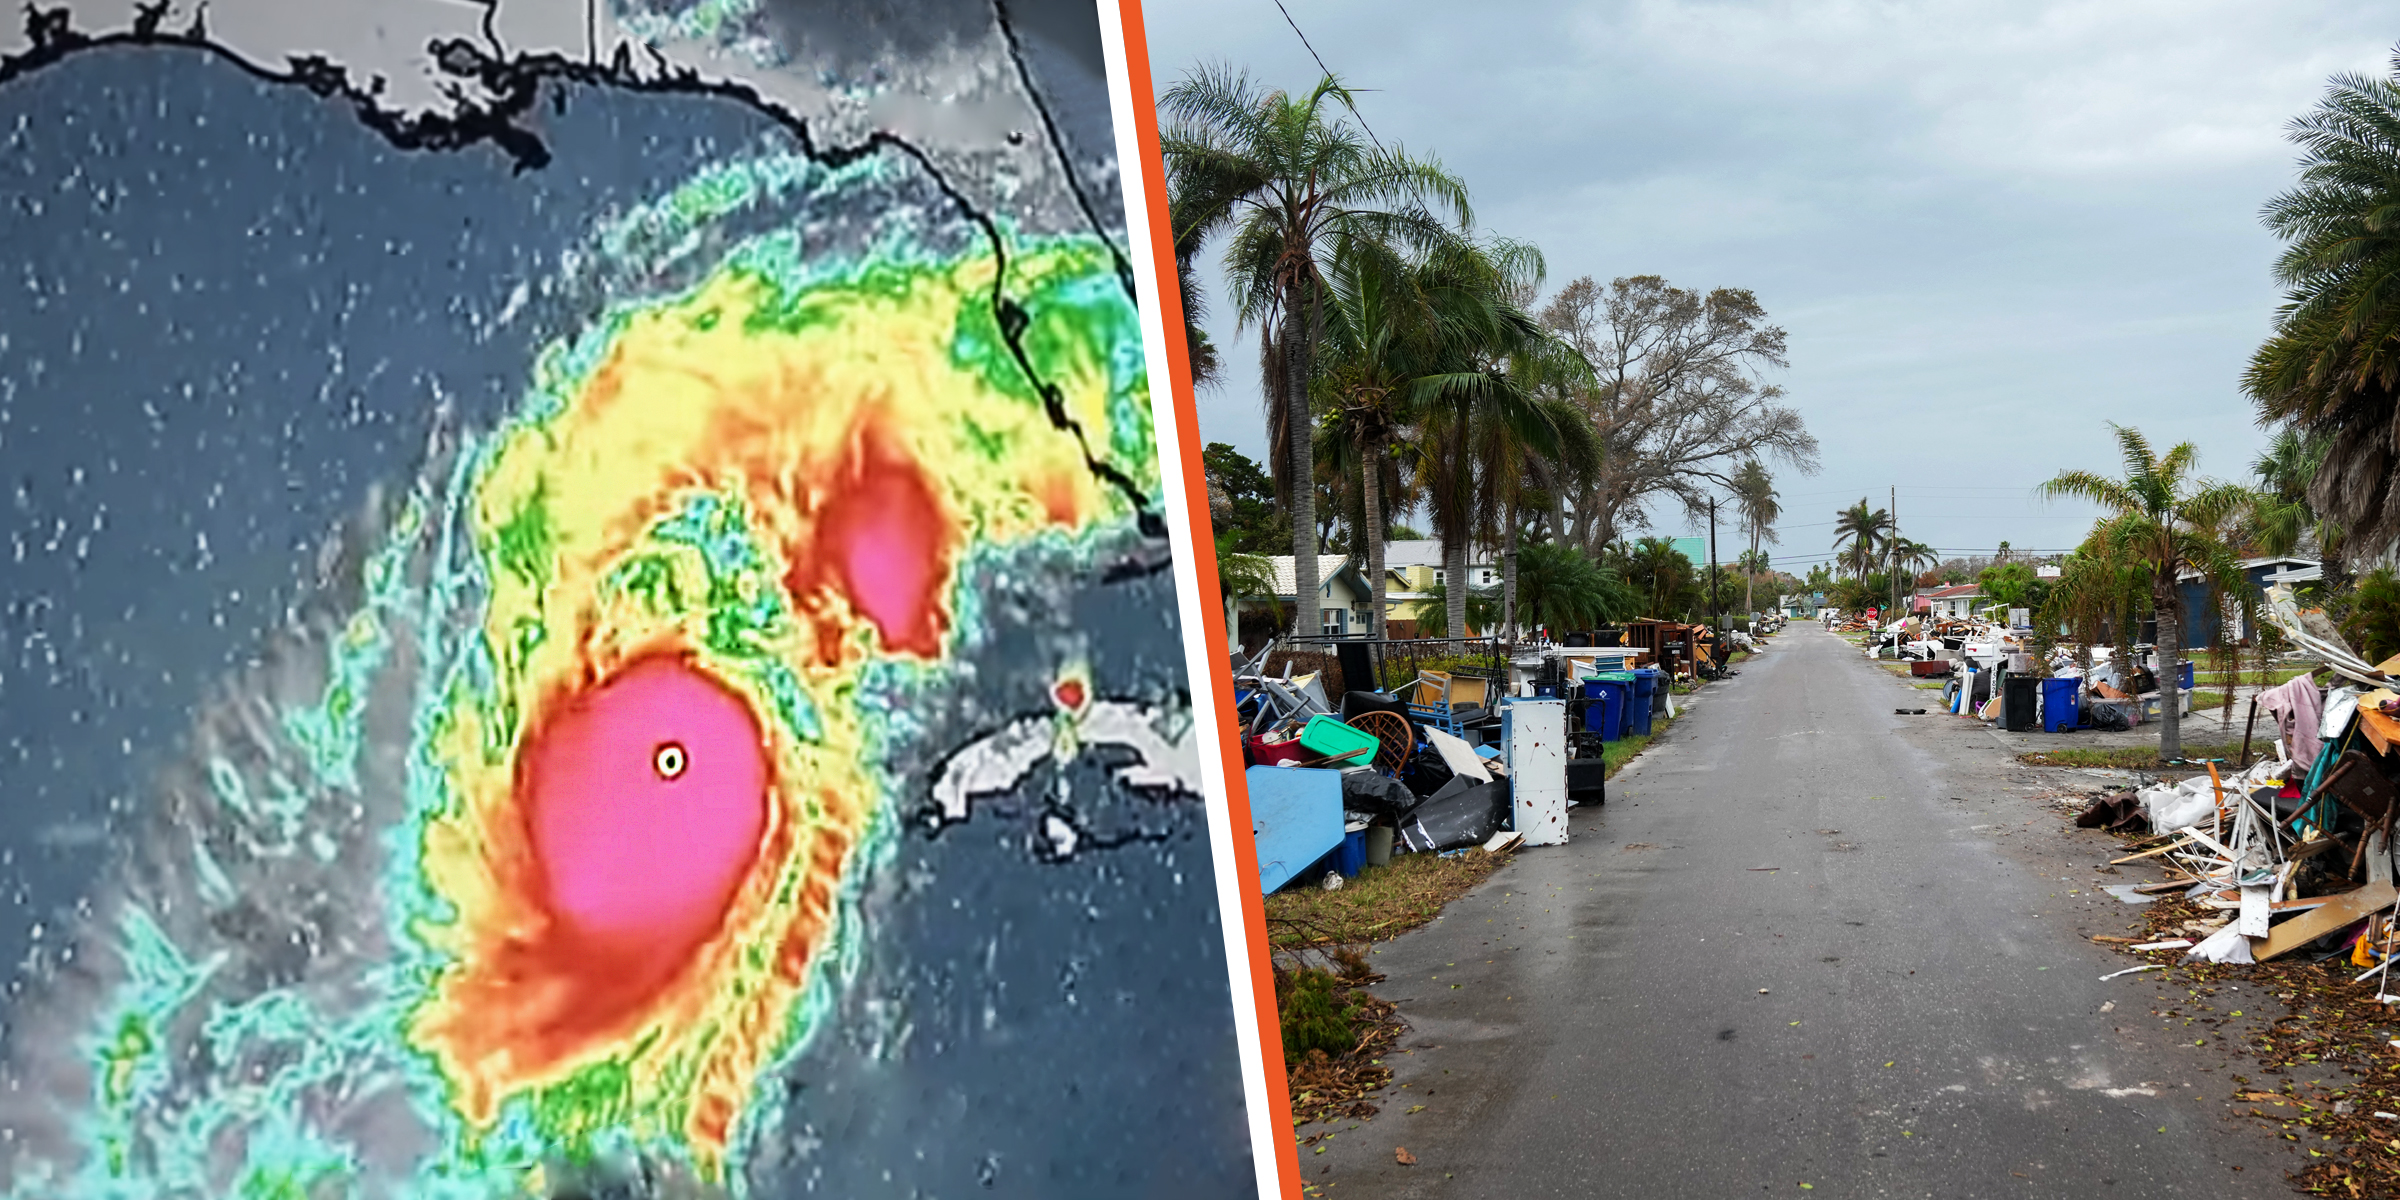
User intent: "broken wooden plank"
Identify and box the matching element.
[2255,883,2400,961]
[2289,837,2341,863]
[2177,826,2242,862]
[2111,839,2194,865]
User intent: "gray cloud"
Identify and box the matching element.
[1146,0,2392,564]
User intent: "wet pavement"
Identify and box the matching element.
[1305,627,2307,1199]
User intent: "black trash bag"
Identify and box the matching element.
[1396,776,1509,853]
[2085,702,2131,732]
[1341,769,1420,821]
[1400,751,1455,799]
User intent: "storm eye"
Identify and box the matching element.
[654,742,688,780]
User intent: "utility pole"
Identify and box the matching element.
[1889,485,1900,624]
[1708,498,1720,637]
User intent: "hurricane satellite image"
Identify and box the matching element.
[0,1,1249,1196]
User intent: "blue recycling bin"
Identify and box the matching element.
[1335,829,1368,877]
[2041,677,2082,733]
[1628,670,1658,736]
[2178,661,2194,691]
[1580,680,1628,741]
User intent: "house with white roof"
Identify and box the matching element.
[1235,554,1374,638]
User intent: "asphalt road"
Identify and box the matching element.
[1308,627,2304,1199]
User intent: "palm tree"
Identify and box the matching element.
[1730,459,1780,617]
[1620,536,1695,618]
[1893,538,1938,581]
[1314,238,1466,640]
[1162,68,1471,640]
[1477,375,1601,642]
[2247,426,2335,559]
[2039,425,2254,759]
[1415,578,1500,639]
[1511,540,1635,633]
[2244,49,2400,563]
[1831,498,1891,583]
[1408,237,1587,643]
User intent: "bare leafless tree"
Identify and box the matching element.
[1536,276,1819,554]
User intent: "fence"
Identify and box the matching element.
[1267,635,1506,697]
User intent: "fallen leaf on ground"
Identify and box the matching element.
[1395,1147,1416,1166]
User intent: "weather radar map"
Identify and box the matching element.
[0,1,1249,1196]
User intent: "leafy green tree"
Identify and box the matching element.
[1533,276,1818,554]
[1828,571,1895,615]
[1202,443,1289,553]
[1214,532,1282,651]
[1979,561,2037,611]
[1164,68,1470,638]
[2039,426,2254,759]
[2245,49,2400,562]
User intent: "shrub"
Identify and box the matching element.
[1278,968,1360,1059]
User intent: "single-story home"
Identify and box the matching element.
[2175,556,2322,649]
[1921,583,1983,620]
[1237,554,1375,638]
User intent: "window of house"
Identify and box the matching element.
[1479,569,1494,585]
[1433,570,1445,585]
[1321,607,1346,637]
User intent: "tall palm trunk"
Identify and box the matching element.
[1362,440,1387,641]
[1444,534,1470,646]
[1744,522,1762,619]
[1283,299,1319,641]
[1502,505,1521,644]
[2155,585,2182,761]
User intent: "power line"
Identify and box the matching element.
[1268,0,1386,153]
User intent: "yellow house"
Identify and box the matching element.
[1380,541,1497,637]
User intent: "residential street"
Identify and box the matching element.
[1309,627,2309,1199]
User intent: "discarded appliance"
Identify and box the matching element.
[1503,698,1568,847]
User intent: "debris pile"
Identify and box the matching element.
[2084,586,2400,979]
[1232,627,1737,895]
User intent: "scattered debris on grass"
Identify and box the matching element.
[1282,947,1407,1140]
[2019,744,2241,770]
[1264,849,1505,950]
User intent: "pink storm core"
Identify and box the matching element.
[521,655,770,961]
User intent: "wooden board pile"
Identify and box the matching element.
[2102,757,2399,977]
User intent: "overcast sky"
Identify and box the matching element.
[1140,0,2394,572]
